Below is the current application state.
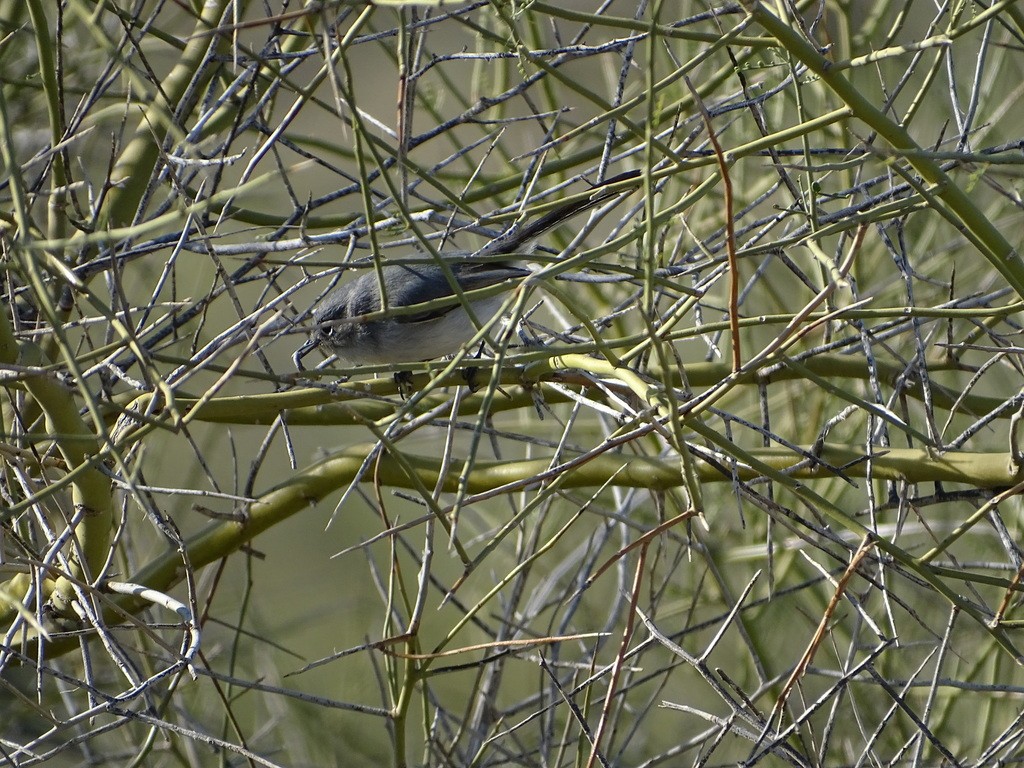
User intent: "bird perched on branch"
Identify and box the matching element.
[293,170,642,369]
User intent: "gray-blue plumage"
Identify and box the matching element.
[299,261,531,365]
[294,170,640,368]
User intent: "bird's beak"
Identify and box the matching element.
[292,336,319,370]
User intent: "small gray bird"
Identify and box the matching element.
[293,170,640,369]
